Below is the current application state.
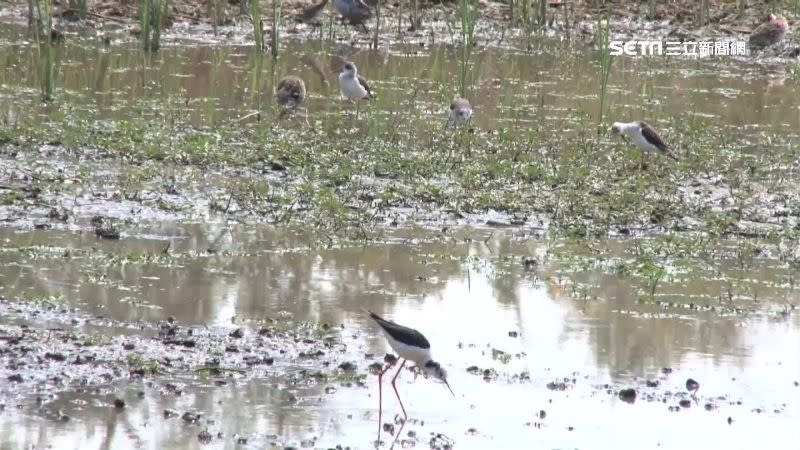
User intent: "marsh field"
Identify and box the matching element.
[1,0,799,449]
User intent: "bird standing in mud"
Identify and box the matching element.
[275,75,306,108]
[447,96,473,128]
[749,14,789,50]
[333,0,372,29]
[368,310,453,445]
[339,61,373,119]
[275,75,307,118]
[610,121,678,170]
[296,0,329,25]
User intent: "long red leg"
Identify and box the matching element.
[391,360,408,421]
[376,360,396,444]
[389,360,407,450]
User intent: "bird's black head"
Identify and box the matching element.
[423,360,454,396]
[343,62,356,73]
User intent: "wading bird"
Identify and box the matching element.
[333,0,372,29]
[749,14,789,50]
[296,0,329,25]
[447,96,473,127]
[610,121,678,170]
[276,75,306,108]
[275,75,307,118]
[339,61,373,119]
[368,311,453,444]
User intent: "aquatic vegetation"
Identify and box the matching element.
[270,0,284,59]
[458,0,477,47]
[372,0,382,49]
[140,0,171,51]
[251,0,263,51]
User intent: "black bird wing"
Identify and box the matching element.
[357,75,373,99]
[368,311,430,349]
[640,122,678,161]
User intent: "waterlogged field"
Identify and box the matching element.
[1,12,800,450]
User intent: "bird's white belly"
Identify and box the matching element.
[631,133,658,152]
[384,333,432,365]
[340,75,367,100]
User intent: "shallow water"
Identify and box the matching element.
[1,19,800,450]
[1,22,800,136]
[1,224,799,449]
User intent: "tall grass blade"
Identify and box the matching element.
[252,0,263,51]
[595,16,613,135]
[372,0,382,49]
[271,0,283,59]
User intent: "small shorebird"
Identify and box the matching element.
[686,378,700,396]
[296,0,329,25]
[610,121,678,170]
[339,61,373,119]
[333,0,372,29]
[276,75,306,108]
[275,75,306,117]
[447,96,473,127]
[368,311,453,444]
[749,14,789,50]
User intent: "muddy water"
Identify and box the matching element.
[1,21,800,450]
[1,23,800,136]
[1,224,799,449]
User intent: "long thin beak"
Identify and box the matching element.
[443,379,455,397]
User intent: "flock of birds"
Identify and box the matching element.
[275,59,674,168]
[279,9,792,444]
[275,59,473,125]
[270,8,795,167]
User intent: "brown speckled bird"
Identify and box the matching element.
[749,14,789,50]
[296,0,329,25]
[275,75,306,110]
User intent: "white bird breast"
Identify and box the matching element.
[383,331,432,365]
[630,130,659,153]
[340,74,368,100]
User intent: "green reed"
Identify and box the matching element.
[154,0,170,51]
[252,0,263,51]
[140,0,151,50]
[30,0,54,101]
[271,0,283,59]
[647,0,655,19]
[458,0,477,46]
[372,0,382,49]
[139,0,170,51]
[537,0,546,26]
[595,16,612,135]
[250,49,264,112]
[698,0,709,26]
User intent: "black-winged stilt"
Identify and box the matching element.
[368,310,453,444]
[339,61,373,119]
[333,0,372,28]
[610,121,678,169]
